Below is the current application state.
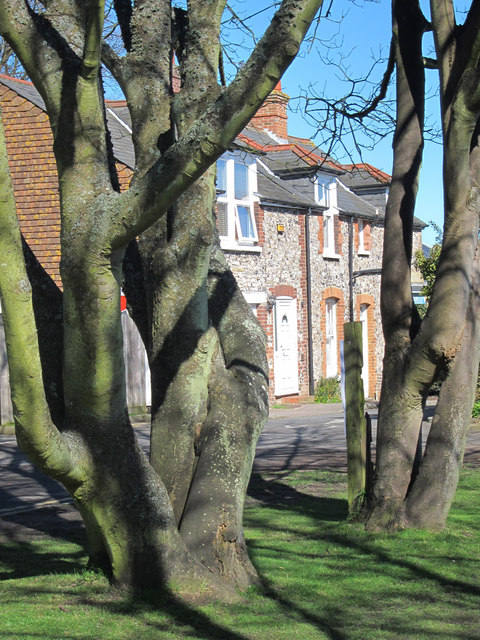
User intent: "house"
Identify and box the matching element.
[0,75,425,422]
[215,83,425,401]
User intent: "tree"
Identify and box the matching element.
[0,0,323,594]
[364,0,480,531]
[290,0,478,531]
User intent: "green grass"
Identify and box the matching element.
[2,469,480,639]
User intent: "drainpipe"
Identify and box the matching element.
[305,208,315,396]
[349,215,354,322]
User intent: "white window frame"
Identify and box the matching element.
[360,303,369,398]
[243,291,267,317]
[316,175,331,208]
[357,218,370,256]
[325,297,338,378]
[316,175,340,259]
[323,212,335,255]
[216,154,259,250]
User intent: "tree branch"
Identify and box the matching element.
[0,0,42,83]
[110,0,324,247]
[81,0,106,80]
[0,104,76,480]
[381,0,425,346]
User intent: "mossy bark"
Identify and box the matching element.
[366,0,480,531]
[0,0,322,593]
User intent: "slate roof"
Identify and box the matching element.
[106,104,135,168]
[341,163,391,188]
[240,125,343,176]
[336,181,381,220]
[0,75,426,228]
[256,164,318,209]
[0,74,46,110]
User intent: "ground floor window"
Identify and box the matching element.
[325,297,338,378]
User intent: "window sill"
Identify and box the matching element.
[358,250,371,257]
[322,252,342,260]
[220,239,262,253]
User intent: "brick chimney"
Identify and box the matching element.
[250,81,289,140]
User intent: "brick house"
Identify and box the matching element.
[0,75,425,420]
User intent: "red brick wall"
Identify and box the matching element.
[317,214,324,253]
[335,215,343,256]
[0,85,62,284]
[0,84,133,287]
[254,201,264,246]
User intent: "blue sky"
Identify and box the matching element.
[234,0,444,246]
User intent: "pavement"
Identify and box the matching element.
[2,401,480,542]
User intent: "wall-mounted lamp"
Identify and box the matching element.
[266,293,276,312]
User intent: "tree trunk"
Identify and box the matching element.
[366,0,480,531]
[0,0,323,595]
[69,417,217,592]
[132,171,269,589]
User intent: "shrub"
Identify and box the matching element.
[314,377,341,403]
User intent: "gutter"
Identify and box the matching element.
[305,208,315,396]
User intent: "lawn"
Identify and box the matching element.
[1,468,479,639]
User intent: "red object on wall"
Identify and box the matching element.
[120,295,127,312]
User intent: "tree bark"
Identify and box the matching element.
[366,0,480,531]
[0,0,322,594]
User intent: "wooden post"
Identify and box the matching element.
[344,321,367,515]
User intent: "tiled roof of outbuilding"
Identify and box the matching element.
[341,163,392,188]
[0,74,46,109]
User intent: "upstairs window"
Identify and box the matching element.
[356,218,372,255]
[315,175,335,208]
[316,175,341,258]
[323,213,335,254]
[216,156,258,247]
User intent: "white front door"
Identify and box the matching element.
[274,297,299,396]
[360,303,369,398]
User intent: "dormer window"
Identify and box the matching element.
[315,175,334,208]
[216,156,259,249]
[316,176,341,259]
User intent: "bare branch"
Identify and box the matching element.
[110,0,324,247]
[0,104,77,480]
[81,0,106,80]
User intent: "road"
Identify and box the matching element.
[2,402,480,520]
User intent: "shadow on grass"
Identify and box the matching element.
[248,471,348,522]
[0,515,87,581]
[2,470,479,640]
[245,472,480,639]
